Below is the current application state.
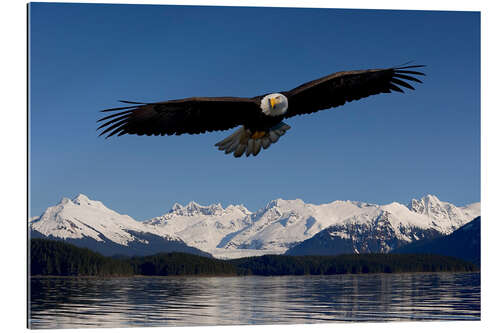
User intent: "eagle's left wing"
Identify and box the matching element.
[97,97,261,138]
[281,65,425,119]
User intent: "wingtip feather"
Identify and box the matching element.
[118,100,147,104]
[391,78,415,90]
[389,83,405,93]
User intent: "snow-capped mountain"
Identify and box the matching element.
[29,194,210,257]
[144,201,251,253]
[31,194,157,244]
[284,196,480,256]
[30,194,480,259]
[408,194,480,231]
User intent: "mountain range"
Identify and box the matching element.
[29,194,480,259]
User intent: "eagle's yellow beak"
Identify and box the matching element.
[270,97,276,109]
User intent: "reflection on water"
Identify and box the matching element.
[29,272,480,329]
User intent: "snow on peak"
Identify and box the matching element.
[249,198,308,224]
[74,193,89,200]
[170,202,183,212]
[407,194,480,232]
[168,201,225,216]
[166,201,251,218]
[265,198,305,209]
[73,193,90,203]
[383,201,408,210]
[259,198,307,216]
[30,194,165,245]
[56,193,104,209]
[143,201,252,253]
[226,204,251,214]
[71,193,107,209]
[408,194,443,212]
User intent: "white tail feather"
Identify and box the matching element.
[261,137,271,149]
[246,139,255,157]
[214,122,291,158]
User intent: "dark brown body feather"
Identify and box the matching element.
[97,65,424,138]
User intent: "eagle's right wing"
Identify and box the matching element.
[97,97,261,137]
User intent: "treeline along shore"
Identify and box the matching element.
[30,239,478,277]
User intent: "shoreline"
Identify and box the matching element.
[29,270,480,279]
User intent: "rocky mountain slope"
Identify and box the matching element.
[392,216,480,265]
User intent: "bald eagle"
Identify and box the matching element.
[98,65,424,157]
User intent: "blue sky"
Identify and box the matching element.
[28,3,480,220]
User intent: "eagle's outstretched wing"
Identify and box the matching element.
[281,65,425,118]
[97,97,261,138]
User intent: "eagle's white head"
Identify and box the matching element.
[260,93,288,116]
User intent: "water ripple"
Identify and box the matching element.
[29,272,480,329]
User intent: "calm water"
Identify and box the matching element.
[29,272,480,329]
